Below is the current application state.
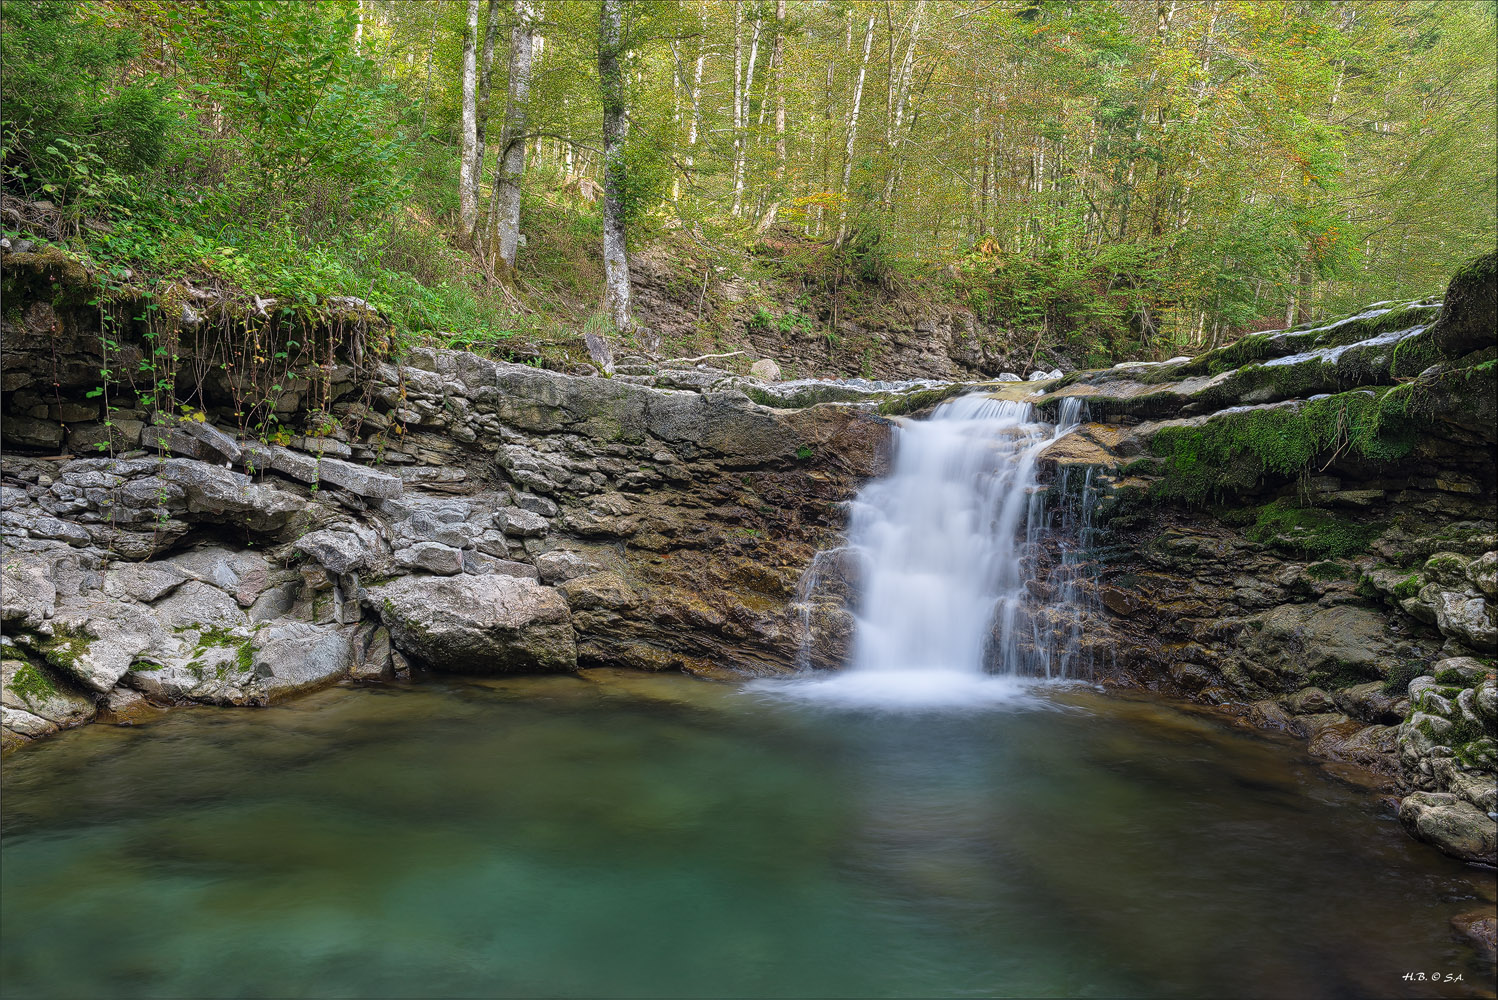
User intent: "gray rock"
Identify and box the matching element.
[394,541,465,575]
[250,622,353,700]
[2,561,57,629]
[1433,657,1489,684]
[158,459,303,531]
[291,436,352,458]
[996,373,1022,382]
[390,507,476,549]
[1,658,97,729]
[368,574,576,673]
[1398,791,1498,865]
[495,506,548,537]
[559,572,638,611]
[150,580,248,630]
[461,551,539,579]
[44,600,182,693]
[97,685,162,726]
[1283,686,1335,714]
[585,330,615,375]
[1333,681,1407,724]
[179,421,241,462]
[296,525,383,575]
[1476,678,1497,722]
[5,416,64,449]
[749,358,781,382]
[534,549,601,585]
[103,563,189,603]
[2,706,55,739]
[242,443,401,499]
[315,456,402,499]
[165,547,274,606]
[512,492,559,518]
[1468,551,1498,599]
[1434,592,1496,651]
[350,623,393,681]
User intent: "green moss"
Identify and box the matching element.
[877,384,967,416]
[1382,661,1423,694]
[1149,385,1416,504]
[195,626,241,649]
[1389,329,1439,379]
[1304,560,1351,581]
[38,623,92,673]
[1390,573,1423,599]
[1248,500,1385,560]
[9,662,58,702]
[236,640,255,674]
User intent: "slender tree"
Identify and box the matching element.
[458,0,481,236]
[599,0,632,330]
[836,13,876,248]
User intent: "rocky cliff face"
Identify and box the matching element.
[1,249,897,749]
[1031,252,1498,867]
[2,244,1494,874]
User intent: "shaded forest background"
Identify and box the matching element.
[2,0,1495,371]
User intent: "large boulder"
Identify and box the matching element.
[41,599,181,693]
[1430,251,1497,358]
[0,658,97,736]
[1397,791,1498,865]
[367,574,576,673]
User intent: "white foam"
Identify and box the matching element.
[745,669,1058,712]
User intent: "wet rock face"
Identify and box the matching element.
[1,301,893,749]
[1031,256,1498,870]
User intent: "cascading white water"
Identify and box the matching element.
[849,395,1066,676]
[764,393,1092,709]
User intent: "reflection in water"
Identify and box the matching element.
[1,673,1491,999]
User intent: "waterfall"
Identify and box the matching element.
[769,393,1095,708]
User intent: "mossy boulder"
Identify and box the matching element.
[1430,251,1497,358]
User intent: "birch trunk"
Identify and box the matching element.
[686,2,705,174]
[836,15,876,248]
[599,0,632,331]
[756,0,787,233]
[469,0,501,239]
[733,14,763,216]
[490,0,534,270]
[731,6,744,213]
[458,0,481,237]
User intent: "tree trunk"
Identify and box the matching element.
[836,15,876,248]
[458,0,481,237]
[469,0,502,237]
[490,0,534,270]
[757,0,787,233]
[686,2,705,175]
[732,14,763,217]
[599,0,632,332]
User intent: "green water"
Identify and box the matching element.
[2,671,1491,998]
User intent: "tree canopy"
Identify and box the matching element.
[2,0,1494,364]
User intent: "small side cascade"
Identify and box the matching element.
[793,393,1104,685]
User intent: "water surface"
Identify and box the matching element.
[2,671,1491,998]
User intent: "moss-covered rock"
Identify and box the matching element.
[1430,251,1497,358]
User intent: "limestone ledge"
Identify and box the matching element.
[2,344,893,752]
